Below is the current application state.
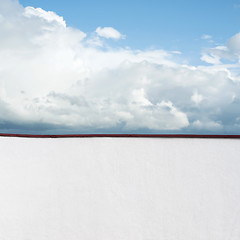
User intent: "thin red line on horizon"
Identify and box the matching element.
[0,133,240,138]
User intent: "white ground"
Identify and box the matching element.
[0,137,240,240]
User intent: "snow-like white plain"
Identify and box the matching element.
[0,137,240,240]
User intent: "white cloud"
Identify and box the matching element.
[201,53,221,65]
[96,27,125,40]
[171,51,182,55]
[24,6,66,28]
[191,91,204,104]
[1,0,240,133]
[227,33,240,53]
[202,33,240,64]
[192,120,222,130]
[201,34,212,40]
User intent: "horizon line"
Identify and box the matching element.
[1,133,240,138]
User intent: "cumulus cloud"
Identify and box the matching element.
[1,0,240,134]
[96,26,125,40]
[202,33,240,64]
[24,6,66,27]
[227,33,240,53]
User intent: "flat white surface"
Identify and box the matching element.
[0,137,240,240]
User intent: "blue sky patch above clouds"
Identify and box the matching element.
[1,0,240,134]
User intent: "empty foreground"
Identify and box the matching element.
[0,137,240,240]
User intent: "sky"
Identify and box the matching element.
[19,0,240,64]
[1,0,240,134]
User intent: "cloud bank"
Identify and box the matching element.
[1,0,240,134]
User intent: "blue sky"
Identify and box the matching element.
[19,0,240,64]
[1,0,240,134]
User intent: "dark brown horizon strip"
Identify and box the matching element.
[0,133,240,138]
